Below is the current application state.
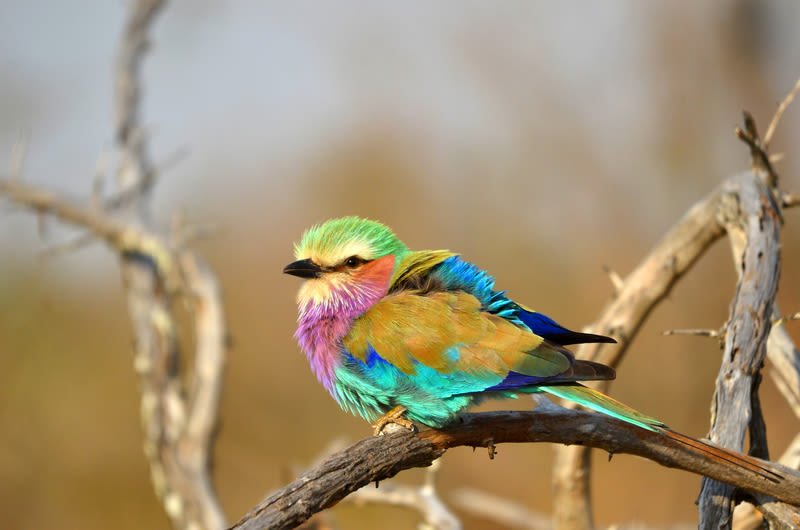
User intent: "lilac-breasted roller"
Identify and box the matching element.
[284,216,779,481]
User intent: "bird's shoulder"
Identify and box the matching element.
[389,251,502,301]
[388,252,522,320]
[388,250,457,293]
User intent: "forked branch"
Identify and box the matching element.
[552,104,800,529]
[0,1,228,528]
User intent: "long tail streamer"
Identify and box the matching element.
[541,383,782,483]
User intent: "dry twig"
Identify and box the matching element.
[763,76,800,148]
[602,264,625,293]
[662,328,722,339]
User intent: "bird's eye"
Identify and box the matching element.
[345,256,360,267]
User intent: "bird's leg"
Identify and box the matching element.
[372,405,416,435]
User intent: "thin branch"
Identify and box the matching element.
[770,152,785,164]
[346,459,461,530]
[171,210,222,249]
[663,328,722,339]
[0,177,177,279]
[763,76,800,148]
[735,112,779,189]
[452,488,552,530]
[229,409,800,530]
[772,311,800,329]
[602,264,624,293]
[783,192,800,208]
[39,233,98,260]
[767,307,800,421]
[37,148,192,261]
[113,0,163,206]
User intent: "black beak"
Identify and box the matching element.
[283,258,323,279]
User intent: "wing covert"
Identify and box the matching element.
[342,290,581,389]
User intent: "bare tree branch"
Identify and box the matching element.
[110,2,227,528]
[696,173,781,527]
[552,106,798,528]
[231,428,445,530]
[0,178,228,530]
[731,314,800,528]
[229,409,800,530]
[0,181,228,530]
[552,175,729,529]
[0,178,176,274]
[695,113,783,529]
[0,1,229,528]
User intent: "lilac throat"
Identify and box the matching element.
[294,280,386,392]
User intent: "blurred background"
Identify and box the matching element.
[1,1,799,528]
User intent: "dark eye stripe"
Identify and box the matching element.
[341,255,369,269]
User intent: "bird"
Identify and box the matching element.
[284,216,779,482]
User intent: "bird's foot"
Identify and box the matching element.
[373,406,416,436]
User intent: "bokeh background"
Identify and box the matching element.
[2,1,800,528]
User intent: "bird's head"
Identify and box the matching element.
[284,217,410,309]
